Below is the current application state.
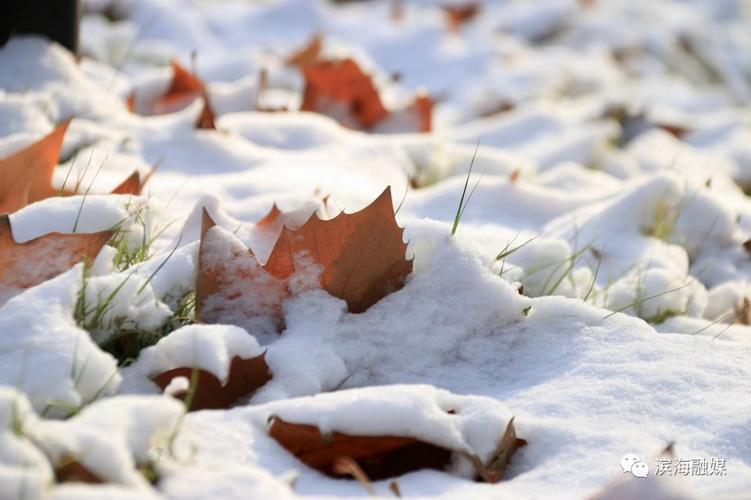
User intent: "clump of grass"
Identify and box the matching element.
[97,291,196,367]
[110,200,177,272]
[645,198,681,241]
[76,227,194,366]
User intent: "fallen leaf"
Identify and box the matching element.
[390,0,405,22]
[0,121,70,214]
[55,459,105,484]
[111,168,156,196]
[735,297,751,326]
[286,34,323,69]
[256,203,283,227]
[126,93,137,113]
[301,59,389,129]
[152,353,272,410]
[268,415,525,482]
[151,61,216,130]
[442,3,481,31]
[475,417,527,483]
[0,121,155,213]
[413,93,434,133]
[268,416,454,480]
[197,187,412,328]
[0,215,113,289]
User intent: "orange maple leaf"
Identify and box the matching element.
[0,215,113,289]
[0,122,154,213]
[285,34,323,69]
[111,168,156,196]
[443,2,481,31]
[0,121,70,214]
[406,92,434,133]
[197,187,412,329]
[151,61,216,129]
[301,59,390,129]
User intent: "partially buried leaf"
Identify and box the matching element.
[0,215,113,289]
[443,2,481,31]
[152,353,272,410]
[286,34,323,69]
[268,416,454,480]
[475,417,527,483]
[111,168,156,196]
[0,121,155,213]
[196,187,412,330]
[0,120,70,214]
[152,61,216,130]
[268,415,525,482]
[265,187,412,313]
[55,459,105,484]
[301,59,389,129]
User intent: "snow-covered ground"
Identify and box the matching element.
[2,0,751,498]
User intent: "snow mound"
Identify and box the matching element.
[0,267,120,417]
[0,388,52,500]
[31,395,183,487]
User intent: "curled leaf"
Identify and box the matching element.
[152,353,272,410]
[475,417,527,483]
[149,61,216,130]
[268,416,453,480]
[268,415,525,482]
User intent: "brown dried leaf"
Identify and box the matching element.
[286,34,323,69]
[197,187,412,325]
[478,417,527,483]
[735,297,751,326]
[55,459,105,484]
[111,166,157,196]
[151,61,216,130]
[268,416,453,480]
[0,215,113,289]
[152,353,272,410]
[301,59,389,129]
[443,3,481,31]
[266,187,411,313]
[0,121,153,213]
[0,121,70,214]
[256,203,283,227]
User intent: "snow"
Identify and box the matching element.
[1,0,751,497]
[31,396,183,485]
[9,195,146,244]
[0,267,120,418]
[0,388,53,500]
